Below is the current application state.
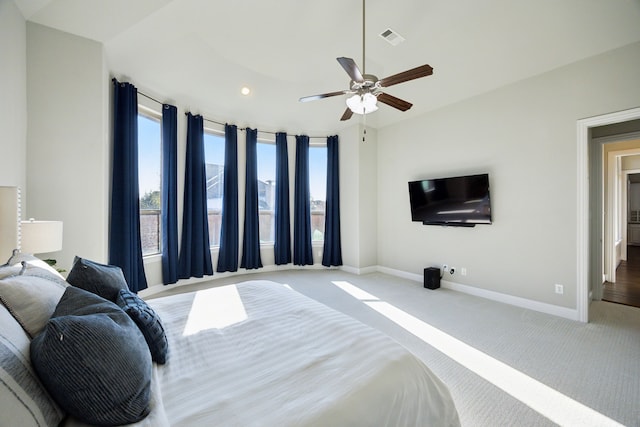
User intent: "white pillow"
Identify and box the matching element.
[5,251,65,280]
[0,303,64,426]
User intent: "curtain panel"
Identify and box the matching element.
[240,128,263,269]
[274,132,291,265]
[217,124,239,272]
[109,79,148,292]
[293,135,313,265]
[161,104,179,284]
[177,113,213,279]
[322,135,343,266]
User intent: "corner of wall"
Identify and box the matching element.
[0,0,27,194]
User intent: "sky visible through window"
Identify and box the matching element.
[138,114,161,196]
[204,133,224,165]
[309,146,327,202]
[138,125,327,203]
[257,142,275,193]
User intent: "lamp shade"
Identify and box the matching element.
[20,219,63,254]
[346,93,379,115]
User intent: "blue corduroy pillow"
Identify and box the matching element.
[31,287,152,426]
[116,289,169,364]
[66,256,128,302]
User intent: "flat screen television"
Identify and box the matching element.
[408,173,492,227]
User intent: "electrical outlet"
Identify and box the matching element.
[555,284,564,295]
[442,264,448,273]
[461,267,467,276]
[449,267,455,275]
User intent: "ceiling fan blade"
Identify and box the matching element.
[377,92,413,112]
[340,108,354,121]
[337,57,364,83]
[299,90,347,103]
[379,64,433,88]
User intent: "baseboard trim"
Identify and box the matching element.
[376,266,579,321]
[377,266,423,282]
[340,265,378,275]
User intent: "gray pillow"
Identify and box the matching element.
[31,287,152,426]
[66,256,128,302]
[0,272,67,338]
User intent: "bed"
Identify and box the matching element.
[1,256,459,426]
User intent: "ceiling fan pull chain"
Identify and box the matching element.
[363,110,367,143]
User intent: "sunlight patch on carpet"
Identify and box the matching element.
[331,280,623,427]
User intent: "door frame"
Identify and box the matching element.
[577,107,640,322]
[622,168,640,257]
[605,146,640,288]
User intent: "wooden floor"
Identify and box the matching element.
[603,245,640,308]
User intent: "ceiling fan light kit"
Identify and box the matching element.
[298,0,433,122]
[346,93,378,115]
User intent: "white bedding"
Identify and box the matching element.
[66,280,459,426]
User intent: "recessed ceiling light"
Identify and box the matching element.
[241,86,251,96]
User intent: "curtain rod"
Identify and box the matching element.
[138,91,165,106]
[185,112,331,140]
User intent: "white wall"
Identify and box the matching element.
[377,41,640,309]
[339,124,378,271]
[26,23,109,270]
[0,0,27,194]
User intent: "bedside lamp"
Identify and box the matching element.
[20,218,63,255]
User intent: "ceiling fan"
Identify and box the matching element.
[299,0,434,121]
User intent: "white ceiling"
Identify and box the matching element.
[15,0,640,135]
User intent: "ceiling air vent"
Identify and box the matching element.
[379,28,405,46]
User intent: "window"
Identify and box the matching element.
[138,111,162,256]
[204,131,225,246]
[309,145,327,242]
[257,141,276,243]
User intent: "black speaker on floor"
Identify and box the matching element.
[424,267,441,289]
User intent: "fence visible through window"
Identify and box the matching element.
[140,209,160,255]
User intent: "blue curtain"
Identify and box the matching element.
[240,128,263,269]
[217,124,239,272]
[322,135,343,266]
[274,132,291,265]
[293,135,313,265]
[178,113,213,279]
[109,79,147,293]
[161,104,179,284]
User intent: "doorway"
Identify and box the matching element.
[603,169,640,308]
[577,107,640,323]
